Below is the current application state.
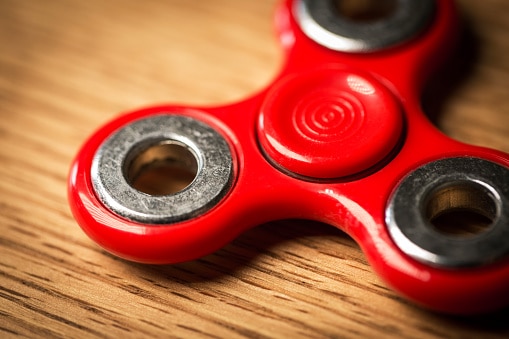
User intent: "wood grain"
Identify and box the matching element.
[1,0,508,337]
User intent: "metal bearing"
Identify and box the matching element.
[293,0,436,52]
[386,157,509,268]
[91,114,234,224]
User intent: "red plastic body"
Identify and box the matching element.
[68,0,509,314]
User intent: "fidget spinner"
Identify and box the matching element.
[68,0,509,314]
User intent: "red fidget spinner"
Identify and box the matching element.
[68,0,509,314]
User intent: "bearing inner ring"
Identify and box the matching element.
[293,0,436,52]
[386,157,509,268]
[91,114,234,224]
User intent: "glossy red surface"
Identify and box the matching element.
[258,67,403,178]
[69,0,509,314]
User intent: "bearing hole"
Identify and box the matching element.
[425,181,498,237]
[125,141,198,196]
[334,0,397,22]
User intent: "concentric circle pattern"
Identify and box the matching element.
[292,89,365,143]
[258,67,403,179]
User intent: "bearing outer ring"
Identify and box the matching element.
[293,0,436,53]
[91,114,234,224]
[386,157,509,268]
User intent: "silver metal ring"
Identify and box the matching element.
[293,0,436,52]
[91,114,234,224]
[386,157,509,268]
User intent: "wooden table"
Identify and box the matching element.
[1,0,508,337]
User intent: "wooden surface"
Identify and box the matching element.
[1,0,509,337]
